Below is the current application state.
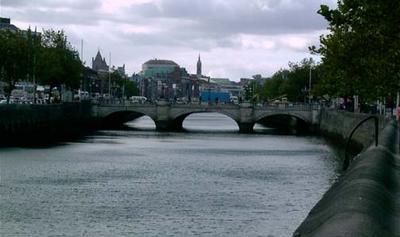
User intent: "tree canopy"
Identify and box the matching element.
[312,0,400,102]
[0,28,83,102]
[0,30,30,101]
[109,70,139,98]
[37,30,82,91]
[257,58,321,103]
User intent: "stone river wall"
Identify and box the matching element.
[0,102,94,146]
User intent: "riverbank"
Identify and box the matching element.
[318,109,387,155]
[2,104,396,235]
[0,103,95,147]
[0,112,338,236]
[0,104,388,148]
[294,119,399,237]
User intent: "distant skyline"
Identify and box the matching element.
[1,0,337,81]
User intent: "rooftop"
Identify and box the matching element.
[144,59,179,67]
[0,17,19,32]
[211,78,234,85]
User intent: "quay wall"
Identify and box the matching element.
[1,104,398,236]
[318,109,386,152]
[294,120,398,237]
[0,103,94,146]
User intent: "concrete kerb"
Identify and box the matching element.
[293,120,399,237]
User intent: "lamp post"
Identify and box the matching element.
[108,52,111,103]
[396,91,399,120]
[208,77,211,104]
[309,59,312,104]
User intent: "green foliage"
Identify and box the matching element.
[37,29,83,90]
[109,70,139,98]
[259,58,321,102]
[243,81,257,102]
[314,0,400,101]
[260,70,286,101]
[125,81,140,97]
[0,30,30,101]
[0,28,83,102]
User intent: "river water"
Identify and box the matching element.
[0,113,339,237]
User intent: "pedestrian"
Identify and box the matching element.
[397,104,400,121]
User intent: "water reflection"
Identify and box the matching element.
[0,113,339,237]
[126,113,298,135]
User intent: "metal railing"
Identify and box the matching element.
[342,116,379,170]
[98,100,319,111]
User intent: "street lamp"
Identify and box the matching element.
[309,59,312,104]
[108,52,111,103]
[208,77,211,104]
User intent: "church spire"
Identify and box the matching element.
[196,54,202,77]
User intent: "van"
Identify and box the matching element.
[130,96,147,104]
[230,96,239,104]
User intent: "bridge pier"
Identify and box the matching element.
[155,120,183,131]
[94,103,318,133]
[238,122,254,133]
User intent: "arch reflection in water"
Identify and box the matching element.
[125,113,289,134]
[183,113,239,132]
[126,116,156,130]
[126,113,239,132]
[0,113,339,237]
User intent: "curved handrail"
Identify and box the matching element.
[343,116,379,170]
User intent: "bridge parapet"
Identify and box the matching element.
[92,102,320,132]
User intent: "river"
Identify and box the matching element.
[0,113,340,236]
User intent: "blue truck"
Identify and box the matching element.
[200,91,230,103]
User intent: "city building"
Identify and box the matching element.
[82,67,102,97]
[0,17,19,32]
[240,78,252,86]
[210,78,242,97]
[252,74,270,86]
[92,50,109,72]
[116,64,126,77]
[196,54,202,78]
[90,51,111,96]
[139,58,200,102]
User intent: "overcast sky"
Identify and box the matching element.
[1,0,337,81]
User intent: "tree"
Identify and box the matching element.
[0,30,29,103]
[37,29,82,102]
[260,58,321,103]
[109,70,124,98]
[312,1,400,102]
[285,59,316,102]
[0,28,83,103]
[243,81,257,102]
[260,70,286,101]
[125,81,140,98]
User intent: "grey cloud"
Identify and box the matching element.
[2,0,336,79]
[6,8,103,26]
[125,0,330,35]
[103,0,333,53]
[3,0,101,10]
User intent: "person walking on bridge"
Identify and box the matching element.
[397,104,400,121]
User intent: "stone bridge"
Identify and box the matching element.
[91,101,321,132]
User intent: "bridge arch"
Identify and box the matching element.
[171,110,240,131]
[102,110,156,127]
[95,103,317,133]
[254,112,311,131]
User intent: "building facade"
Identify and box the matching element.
[0,18,19,32]
[139,59,200,102]
[92,51,109,72]
[196,55,202,78]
